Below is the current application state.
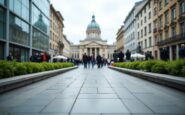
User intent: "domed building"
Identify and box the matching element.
[71,15,115,60]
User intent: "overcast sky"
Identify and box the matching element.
[50,0,140,44]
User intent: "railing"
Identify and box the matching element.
[157,33,185,46]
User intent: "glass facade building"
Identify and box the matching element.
[0,0,50,62]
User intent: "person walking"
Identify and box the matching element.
[118,51,124,62]
[113,50,118,63]
[87,55,91,68]
[83,53,88,68]
[96,54,102,68]
[91,53,96,68]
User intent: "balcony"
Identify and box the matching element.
[179,12,185,22]
[157,33,185,46]
[171,18,177,25]
[158,26,163,32]
[153,28,157,33]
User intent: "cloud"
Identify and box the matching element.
[50,0,140,44]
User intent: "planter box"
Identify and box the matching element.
[109,66,185,92]
[0,66,77,93]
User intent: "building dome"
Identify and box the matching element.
[86,15,101,32]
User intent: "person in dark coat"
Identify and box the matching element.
[87,55,91,68]
[96,54,102,68]
[83,53,88,68]
[91,53,96,68]
[179,44,185,59]
[113,50,118,63]
[7,53,13,61]
[118,51,124,62]
[160,48,169,61]
[126,50,131,61]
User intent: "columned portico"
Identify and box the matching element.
[71,15,115,60]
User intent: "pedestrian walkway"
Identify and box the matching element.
[0,66,185,115]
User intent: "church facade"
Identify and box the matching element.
[71,15,115,60]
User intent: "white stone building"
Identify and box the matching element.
[70,15,115,60]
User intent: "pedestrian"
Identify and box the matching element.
[118,51,124,62]
[7,53,13,61]
[96,54,102,68]
[91,53,96,68]
[83,53,88,68]
[113,50,118,63]
[87,55,91,68]
[179,44,185,59]
[126,50,131,61]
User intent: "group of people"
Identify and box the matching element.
[113,50,131,63]
[82,53,107,68]
[30,52,51,62]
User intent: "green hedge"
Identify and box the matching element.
[0,61,74,79]
[112,59,185,77]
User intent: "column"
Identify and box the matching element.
[95,48,97,58]
[169,46,173,60]
[176,44,179,59]
[5,0,10,58]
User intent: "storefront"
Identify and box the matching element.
[9,44,29,62]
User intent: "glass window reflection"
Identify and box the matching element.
[9,0,29,21]
[9,13,29,46]
[0,7,6,39]
[32,28,49,51]
[32,4,49,35]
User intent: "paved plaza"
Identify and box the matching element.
[0,66,185,115]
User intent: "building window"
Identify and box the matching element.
[0,0,5,5]
[165,29,169,39]
[164,0,168,6]
[149,37,152,47]
[144,16,147,23]
[154,7,157,16]
[148,12,151,19]
[171,26,176,37]
[145,39,147,48]
[0,7,6,40]
[165,11,169,25]
[180,2,185,14]
[141,29,143,38]
[9,13,30,46]
[159,0,162,11]
[148,23,151,33]
[9,0,29,21]
[180,22,185,35]
[159,33,163,41]
[171,5,176,20]
[148,2,151,9]
[144,26,147,36]
[159,16,163,28]
[138,32,140,39]
[141,20,143,26]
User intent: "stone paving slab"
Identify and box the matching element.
[0,66,185,115]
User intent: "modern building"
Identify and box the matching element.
[136,0,154,57]
[62,35,71,58]
[124,1,145,54]
[116,25,124,52]
[0,0,50,61]
[50,4,64,59]
[153,0,185,60]
[70,15,115,60]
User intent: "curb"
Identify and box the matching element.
[109,66,185,92]
[0,66,78,94]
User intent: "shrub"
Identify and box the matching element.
[14,63,27,76]
[151,61,168,74]
[142,60,157,72]
[181,66,185,77]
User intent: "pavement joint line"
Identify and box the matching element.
[102,71,132,114]
[108,68,156,114]
[69,71,87,115]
